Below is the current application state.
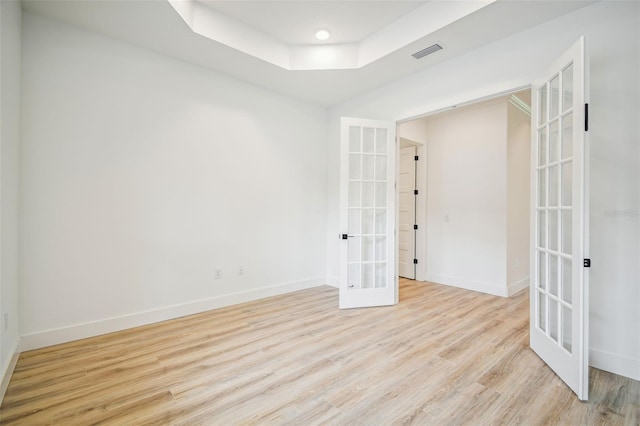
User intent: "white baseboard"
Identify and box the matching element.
[590,347,640,381]
[507,276,529,296]
[325,276,339,288]
[20,277,326,352]
[426,273,508,297]
[1,339,21,403]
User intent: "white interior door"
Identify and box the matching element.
[530,37,589,400]
[399,145,416,279]
[339,117,397,309]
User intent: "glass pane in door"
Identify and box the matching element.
[349,127,361,152]
[538,169,546,207]
[561,210,572,254]
[538,291,547,331]
[362,209,374,234]
[562,114,573,159]
[538,211,546,248]
[362,263,374,289]
[362,155,374,180]
[349,155,361,179]
[549,298,559,342]
[537,251,547,290]
[549,120,559,163]
[348,237,360,262]
[375,209,386,234]
[375,264,386,288]
[362,237,374,262]
[538,127,547,166]
[562,64,574,112]
[550,74,560,118]
[362,183,374,207]
[562,257,572,303]
[562,306,573,352]
[561,162,572,206]
[549,210,558,251]
[348,182,360,207]
[549,255,558,297]
[376,129,388,154]
[549,165,558,207]
[348,209,360,234]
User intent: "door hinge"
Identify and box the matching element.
[414,189,419,195]
[585,103,589,132]
[583,258,591,268]
[414,155,419,161]
[413,259,418,264]
[413,224,418,230]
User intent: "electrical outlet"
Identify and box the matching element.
[238,266,244,275]
[3,313,8,332]
[515,258,520,269]
[215,269,222,280]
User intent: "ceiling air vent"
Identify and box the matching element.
[412,44,443,60]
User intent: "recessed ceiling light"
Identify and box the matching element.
[315,29,330,41]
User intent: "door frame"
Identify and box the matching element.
[395,85,531,285]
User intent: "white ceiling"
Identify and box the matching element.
[198,1,426,45]
[22,0,597,107]
[169,0,496,70]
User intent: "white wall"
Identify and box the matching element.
[398,119,427,145]
[20,13,328,349]
[423,100,508,295]
[327,1,640,380]
[506,99,531,291]
[0,0,22,389]
[398,96,530,297]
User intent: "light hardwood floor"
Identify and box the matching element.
[1,279,638,425]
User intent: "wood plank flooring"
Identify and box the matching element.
[1,279,638,425]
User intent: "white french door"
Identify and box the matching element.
[530,37,589,400]
[339,117,397,309]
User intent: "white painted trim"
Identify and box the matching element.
[0,339,20,403]
[415,142,428,282]
[20,277,326,352]
[507,276,529,297]
[325,276,340,288]
[426,273,508,297]
[590,348,640,381]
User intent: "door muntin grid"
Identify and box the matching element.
[347,125,390,290]
[535,62,575,354]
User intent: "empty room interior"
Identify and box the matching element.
[0,0,639,424]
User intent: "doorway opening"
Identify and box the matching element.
[396,88,532,298]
